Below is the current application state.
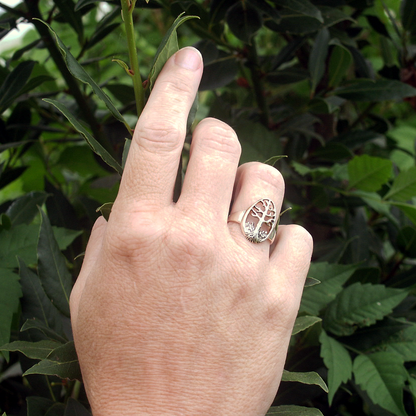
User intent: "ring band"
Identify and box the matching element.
[228,198,277,244]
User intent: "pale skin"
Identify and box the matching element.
[69,47,313,416]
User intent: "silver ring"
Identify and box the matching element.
[228,198,277,244]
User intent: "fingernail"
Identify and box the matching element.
[175,47,202,71]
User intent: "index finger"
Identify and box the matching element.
[117,47,203,210]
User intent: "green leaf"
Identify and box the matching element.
[282,370,328,392]
[249,0,280,20]
[397,226,416,258]
[276,0,323,22]
[44,99,123,175]
[269,6,352,35]
[122,139,132,170]
[18,259,64,337]
[304,277,321,287]
[86,22,120,51]
[351,190,393,219]
[0,60,35,112]
[266,67,309,85]
[11,39,42,61]
[187,93,199,133]
[226,2,262,43]
[0,340,62,360]
[18,75,55,97]
[328,44,352,88]
[353,352,407,416]
[97,202,113,221]
[384,166,416,202]
[54,0,84,43]
[37,210,72,317]
[292,316,321,335]
[64,399,92,416]
[106,83,135,105]
[319,330,352,404]
[37,19,131,133]
[334,129,384,149]
[346,45,372,79]
[199,52,239,91]
[401,0,416,34]
[321,6,355,28]
[45,403,66,416]
[377,324,416,362]
[112,58,130,76]
[335,79,416,101]
[348,155,392,192]
[0,224,39,269]
[266,405,323,415]
[52,227,83,251]
[23,341,81,381]
[21,318,67,343]
[0,214,12,231]
[264,155,288,166]
[235,120,282,164]
[324,283,408,336]
[300,262,357,315]
[308,97,343,114]
[0,165,28,189]
[366,14,391,39]
[6,192,48,225]
[309,28,330,94]
[0,268,22,359]
[149,13,199,90]
[270,37,305,70]
[74,0,99,11]
[408,373,416,399]
[391,202,416,226]
[346,267,381,286]
[0,141,29,152]
[27,397,55,416]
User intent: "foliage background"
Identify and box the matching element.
[0,0,416,415]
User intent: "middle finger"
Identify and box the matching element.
[177,118,241,221]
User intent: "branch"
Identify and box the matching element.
[246,38,270,128]
[251,205,263,219]
[121,0,144,117]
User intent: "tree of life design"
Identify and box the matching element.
[243,199,277,243]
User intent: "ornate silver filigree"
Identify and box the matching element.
[241,198,277,243]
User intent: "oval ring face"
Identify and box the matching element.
[241,198,277,243]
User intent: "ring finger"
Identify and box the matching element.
[228,162,285,255]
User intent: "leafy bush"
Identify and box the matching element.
[1,0,416,415]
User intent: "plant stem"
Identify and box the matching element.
[46,376,57,402]
[121,0,145,117]
[246,38,270,128]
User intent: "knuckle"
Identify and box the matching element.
[134,73,194,154]
[104,211,161,260]
[196,118,241,159]
[286,224,314,252]
[248,162,285,192]
[159,74,195,99]
[136,122,184,154]
[165,223,216,269]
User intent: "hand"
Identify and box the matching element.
[70,47,313,416]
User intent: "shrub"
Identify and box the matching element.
[0,0,415,415]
